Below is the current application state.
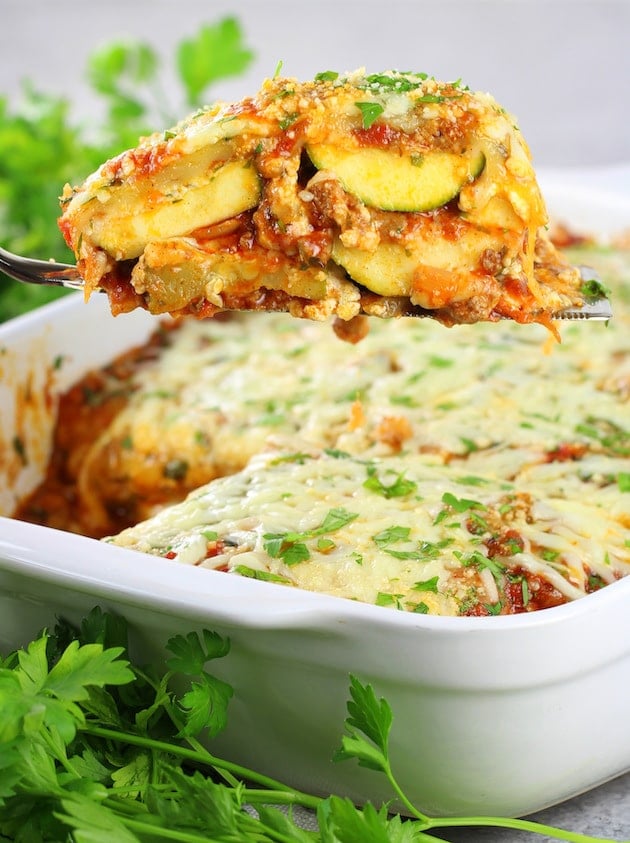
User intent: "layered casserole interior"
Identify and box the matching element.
[14,241,630,616]
[59,70,587,332]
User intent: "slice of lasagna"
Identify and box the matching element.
[59,69,588,331]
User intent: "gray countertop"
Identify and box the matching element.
[432,772,630,841]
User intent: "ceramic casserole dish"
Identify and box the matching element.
[0,184,629,818]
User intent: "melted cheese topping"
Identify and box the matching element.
[95,242,630,616]
[109,446,630,616]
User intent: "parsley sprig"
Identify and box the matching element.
[0,607,621,841]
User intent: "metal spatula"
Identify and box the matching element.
[0,245,613,321]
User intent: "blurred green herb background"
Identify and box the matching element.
[0,16,254,321]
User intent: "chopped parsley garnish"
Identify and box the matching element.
[279,112,299,130]
[194,430,210,445]
[234,565,291,584]
[442,492,487,512]
[263,507,358,565]
[373,526,412,545]
[314,70,339,82]
[324,447,352,459]
[364,466,418,499]
[456,475,489,487]
[617,472,630,492]
[575,416,630,456]
[375,592,404,609]
[416,93,448,104]
[270,452,313,465]
[390,394,417,407]
[434,492,487,524]
[255,411,286,426]
[455,549,506,581]
[373,526,423,560]
[459,437,480,454]
[521,577,530,606]
[343,71,468,109]
[428,355,454,368]
[355,101,384,129]
[12,435,27,466]
[361,71,428,92]
[163,458,189,480]
[412,576,440,593]
[373,529,453,562]
[579,276,611,300]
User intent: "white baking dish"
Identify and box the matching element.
[1,184,629,818]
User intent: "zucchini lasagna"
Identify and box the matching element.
[59,70,588,332]
[16,241,630,616]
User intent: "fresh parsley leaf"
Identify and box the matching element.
[233,565,291,583]
[618,472,630,492]
[412,577,439,593]
[263,534,310,564]
[355,101,384,129]
[56,793,141,842]
[315,70,339,82]
[165,630,230,675]
[580,276,611,300]
[44,641,132,710]
[178,673,233,738]
[442,492,487,512]
[375,592,404,609]
[279,541,310,565]
[373,526,412,546]
[324,447,352,459]
[372,527,426,561]
[364,466,418,499]
[316,507,359,534]
[343,675,392,758]
[455,549,506,581]
[318,796,424,841]
[110,751,151,799]
[177,18,254,107]
[434,491,487,524]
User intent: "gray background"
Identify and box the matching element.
[2,0,629,839]
[2,0,630,168]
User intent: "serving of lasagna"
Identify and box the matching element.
[15,240,630,616]
[58,69,589,332]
